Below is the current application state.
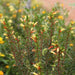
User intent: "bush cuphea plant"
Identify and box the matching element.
[1,3,75,75]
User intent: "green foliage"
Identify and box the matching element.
[0,1,75,75]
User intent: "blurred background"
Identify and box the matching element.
[1,0,75,20]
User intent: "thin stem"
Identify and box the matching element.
[58,49,60,75]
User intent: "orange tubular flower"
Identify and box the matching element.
[51,48,58,55]
[13,64,16,67]
[3,21,6,25]
[33,24,35,27]
[32,49,36,52]
[31,30,35,34]
[15,38,19,42]
[70,27,72,30]
[31,35,37,43]
[34,39,37,43]
[59,30,62,33]
[48,45,54,49]
[30,62,34,65]
[37,66,41,70]
[52,48,57,52]
[41,31,43,34]
[3,26,7,29]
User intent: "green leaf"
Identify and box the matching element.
[42,48,48,56]
[0,58,8,64]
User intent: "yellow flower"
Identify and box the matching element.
[0,14,3,18]
[0,52,5,57]
[61,28,65,31]
[22,15,25,18]
[52,43,56,46]
[8,20,12,23]
[32,72,38,75]
[53,12,57,15]
[72,27,75,29]
[0,37,3,41]
[3,33,7,36]
[13,35,16,39]
[0,71,4,75]
[55,20,58,23]
[9,5,14,11]
[33,63,39,69]
[10,26,13,29]
[42,11,46,14]
[20,23,25,27]
[69,43,74,47]
[12,14,16,18]
[33,22,38,27]
[18,9,22,13]
[6,3,10,7]
[9,54,14,59]
[53,11,59,15]
[62,52,64,56]
[51,50,56,55]
[71,21,75,24]
[71,31,74,34]
[0,37,4,44]
[5,37,9,39]
[0,18,4,23]
[60,4,64,7]
[31,34,36,40]
[58,16,63,20]
[47,16,51,19]
[33,6,36,9]
[36,4,39,7]
[5,65,9,68]
[0,41,4,44]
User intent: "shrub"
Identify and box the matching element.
[0,3,75,75]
